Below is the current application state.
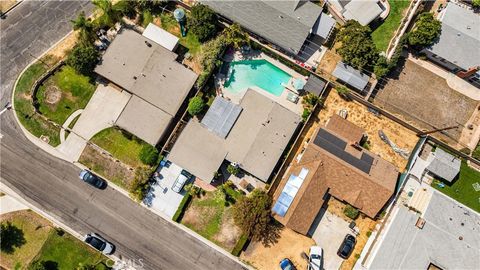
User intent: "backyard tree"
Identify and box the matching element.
[139,144,159,166]
[227,164,240,176]
[337,20,378,71]
[223,23,249,49]
[0,221,26,254]
[71,12,95,46]
[92,0,124,27]
[187,96,205,116]
[373,55,390,78]
[232,189,272,242]
[473,0,480,8]
[67,45,100,75]
[407,12,441,48]
[188,3,218,42]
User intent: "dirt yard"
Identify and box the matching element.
[320,90,419,171]
[316,49,342,81]
[374,59,480,147]
[0,0,16,13]
[241,227,315,270]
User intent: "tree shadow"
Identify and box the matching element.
[30,260,59,270]
[0,221,26,254]
[260,220,283,248]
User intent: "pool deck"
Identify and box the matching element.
[217,50,305,115]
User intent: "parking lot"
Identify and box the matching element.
[144,162,187,218]
[308,208,352,270]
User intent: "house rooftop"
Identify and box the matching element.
[272,116,398,234]
[95,29,197,116]
[369,192,480,270]
[115,96,172,146]
[326,114,365,144]
[303,74,327,96]
[427,3,480,71]
[332,62,370,91]
[168,90,301,182]
[426,148,461,182]
[142,23,179,51]
[330,0,384,26]
[203,0,323,54]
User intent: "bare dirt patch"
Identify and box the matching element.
[213,209,241,251]
[46,31,78,60]
[374,59,479,147]
[316,49,342,81]
[0,0,16,13]
[78,144,135,189]
[241,227,315,270]
[44,85,62,104]
[319,90,419,171]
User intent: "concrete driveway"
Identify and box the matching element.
[144,162,187,218]
[56,84,131,161]
[309,209,351,270]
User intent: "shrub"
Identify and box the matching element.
[66,45,99,75]
[344,204,360,220]
[473,145,480,160]
[232,189,272,241]
[459,147,471,155]
[231,234,249,256]
[139,144,159,166]
[366,231,372,237]
[227,164,240,176]
[172,193,192,222]
[187,96,205,116]
[336,85,350,98]
[408,12,441,48]
[337,20,378,71]
[129,167,153,202]
[302,93,320,110]
[188,3,218,42]
[223,23,249,49]
[302,108,311,122]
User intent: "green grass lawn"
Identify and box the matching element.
[432,162,480,213]
[90,127,149,167]
[33,230,106,270]
[159,13,201,56]
[372,0,410,52]
[13,57,62,146]
[36,65,95,126]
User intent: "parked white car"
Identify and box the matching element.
[308,246,323,270]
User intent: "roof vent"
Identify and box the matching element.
[279,15,284,19]
[145,40,152,47]
[133,76,137,80]
[466,26,471,30]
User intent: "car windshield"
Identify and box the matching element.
[341,243,352,255]
[310,254,321,260]
[83,173,96,183]
[88,236,106,250]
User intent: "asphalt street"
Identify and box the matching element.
[0,2,245,269]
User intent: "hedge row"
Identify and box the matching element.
[172,193,192,222]
[231,234,249,257]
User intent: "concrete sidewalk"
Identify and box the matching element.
[0,194,29,215]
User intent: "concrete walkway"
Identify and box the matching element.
[60,109,83,143]
[0,194,29,215]
[56,84,131,162]
[408,55,480,100]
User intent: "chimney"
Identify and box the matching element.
[456,66,480,78]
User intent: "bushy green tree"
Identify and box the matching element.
[473,0,480,8]
[232,189,272,242]
[337,20,378,71]
[139,144,159,166]
[66,45,99,75]
[227,164,240,176]
[302,93,320,110]
[129,167,154,202]
[408,12,441,48]
[92,0,124,27]
[223,23,249,49]
[373,55,390,78]
[187,96,205,116]
[188,3,218,42]
[71,12,95,46]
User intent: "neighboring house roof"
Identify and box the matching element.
[303,74,327,96]
[203,0,323,54]
[427,3,480,71]
[142,23,179,51]
[426,148,461,182]
[312,12,336,40]
[95,29,197,116]
[272,116,398,234]
[326,114,365,144]
[332,62,369,91]
[168,90,301,182]
[115,96,172,146]
[330,0,383,26]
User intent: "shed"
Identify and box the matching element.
[304,74,327,96]
[142,23,179,51]
[426,148,461,182]
[332,62,369,91]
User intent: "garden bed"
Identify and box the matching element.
[180,187,244,252]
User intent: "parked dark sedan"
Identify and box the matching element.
[79,170,107,189]
[337,234,356,259]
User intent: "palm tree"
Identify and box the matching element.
[71,11,95,45]
[92,0,123,27]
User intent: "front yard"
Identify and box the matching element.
[432,162,480,213]
[371,0,411,52]
[180,185,244,252]
[0,210,107,270]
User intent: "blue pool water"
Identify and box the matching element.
[224,59,292,96]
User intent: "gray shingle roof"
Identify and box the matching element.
[427,3,480,71]
[203,0,322,54]
[426,148,461,182]
[304,74,327,95]
[332,62,369,90]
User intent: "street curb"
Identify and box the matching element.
[1,0,22,16]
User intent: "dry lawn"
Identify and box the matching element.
[320,90,419,171]
[316,49,342,81]
[0,0,16,13]
[375,60,479,146]
[241,227,315,270]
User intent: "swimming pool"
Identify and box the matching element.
[223,59,292,96]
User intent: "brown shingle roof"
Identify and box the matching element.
[326,114,365,143]
[273,117,398,235]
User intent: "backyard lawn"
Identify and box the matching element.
[36,65,96,126]
[372,0,410,52]
[181,185,244,252]
[90,127,149,168]
[432,162,480,213]
[14,58,62,146]
[0,210,106,270]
